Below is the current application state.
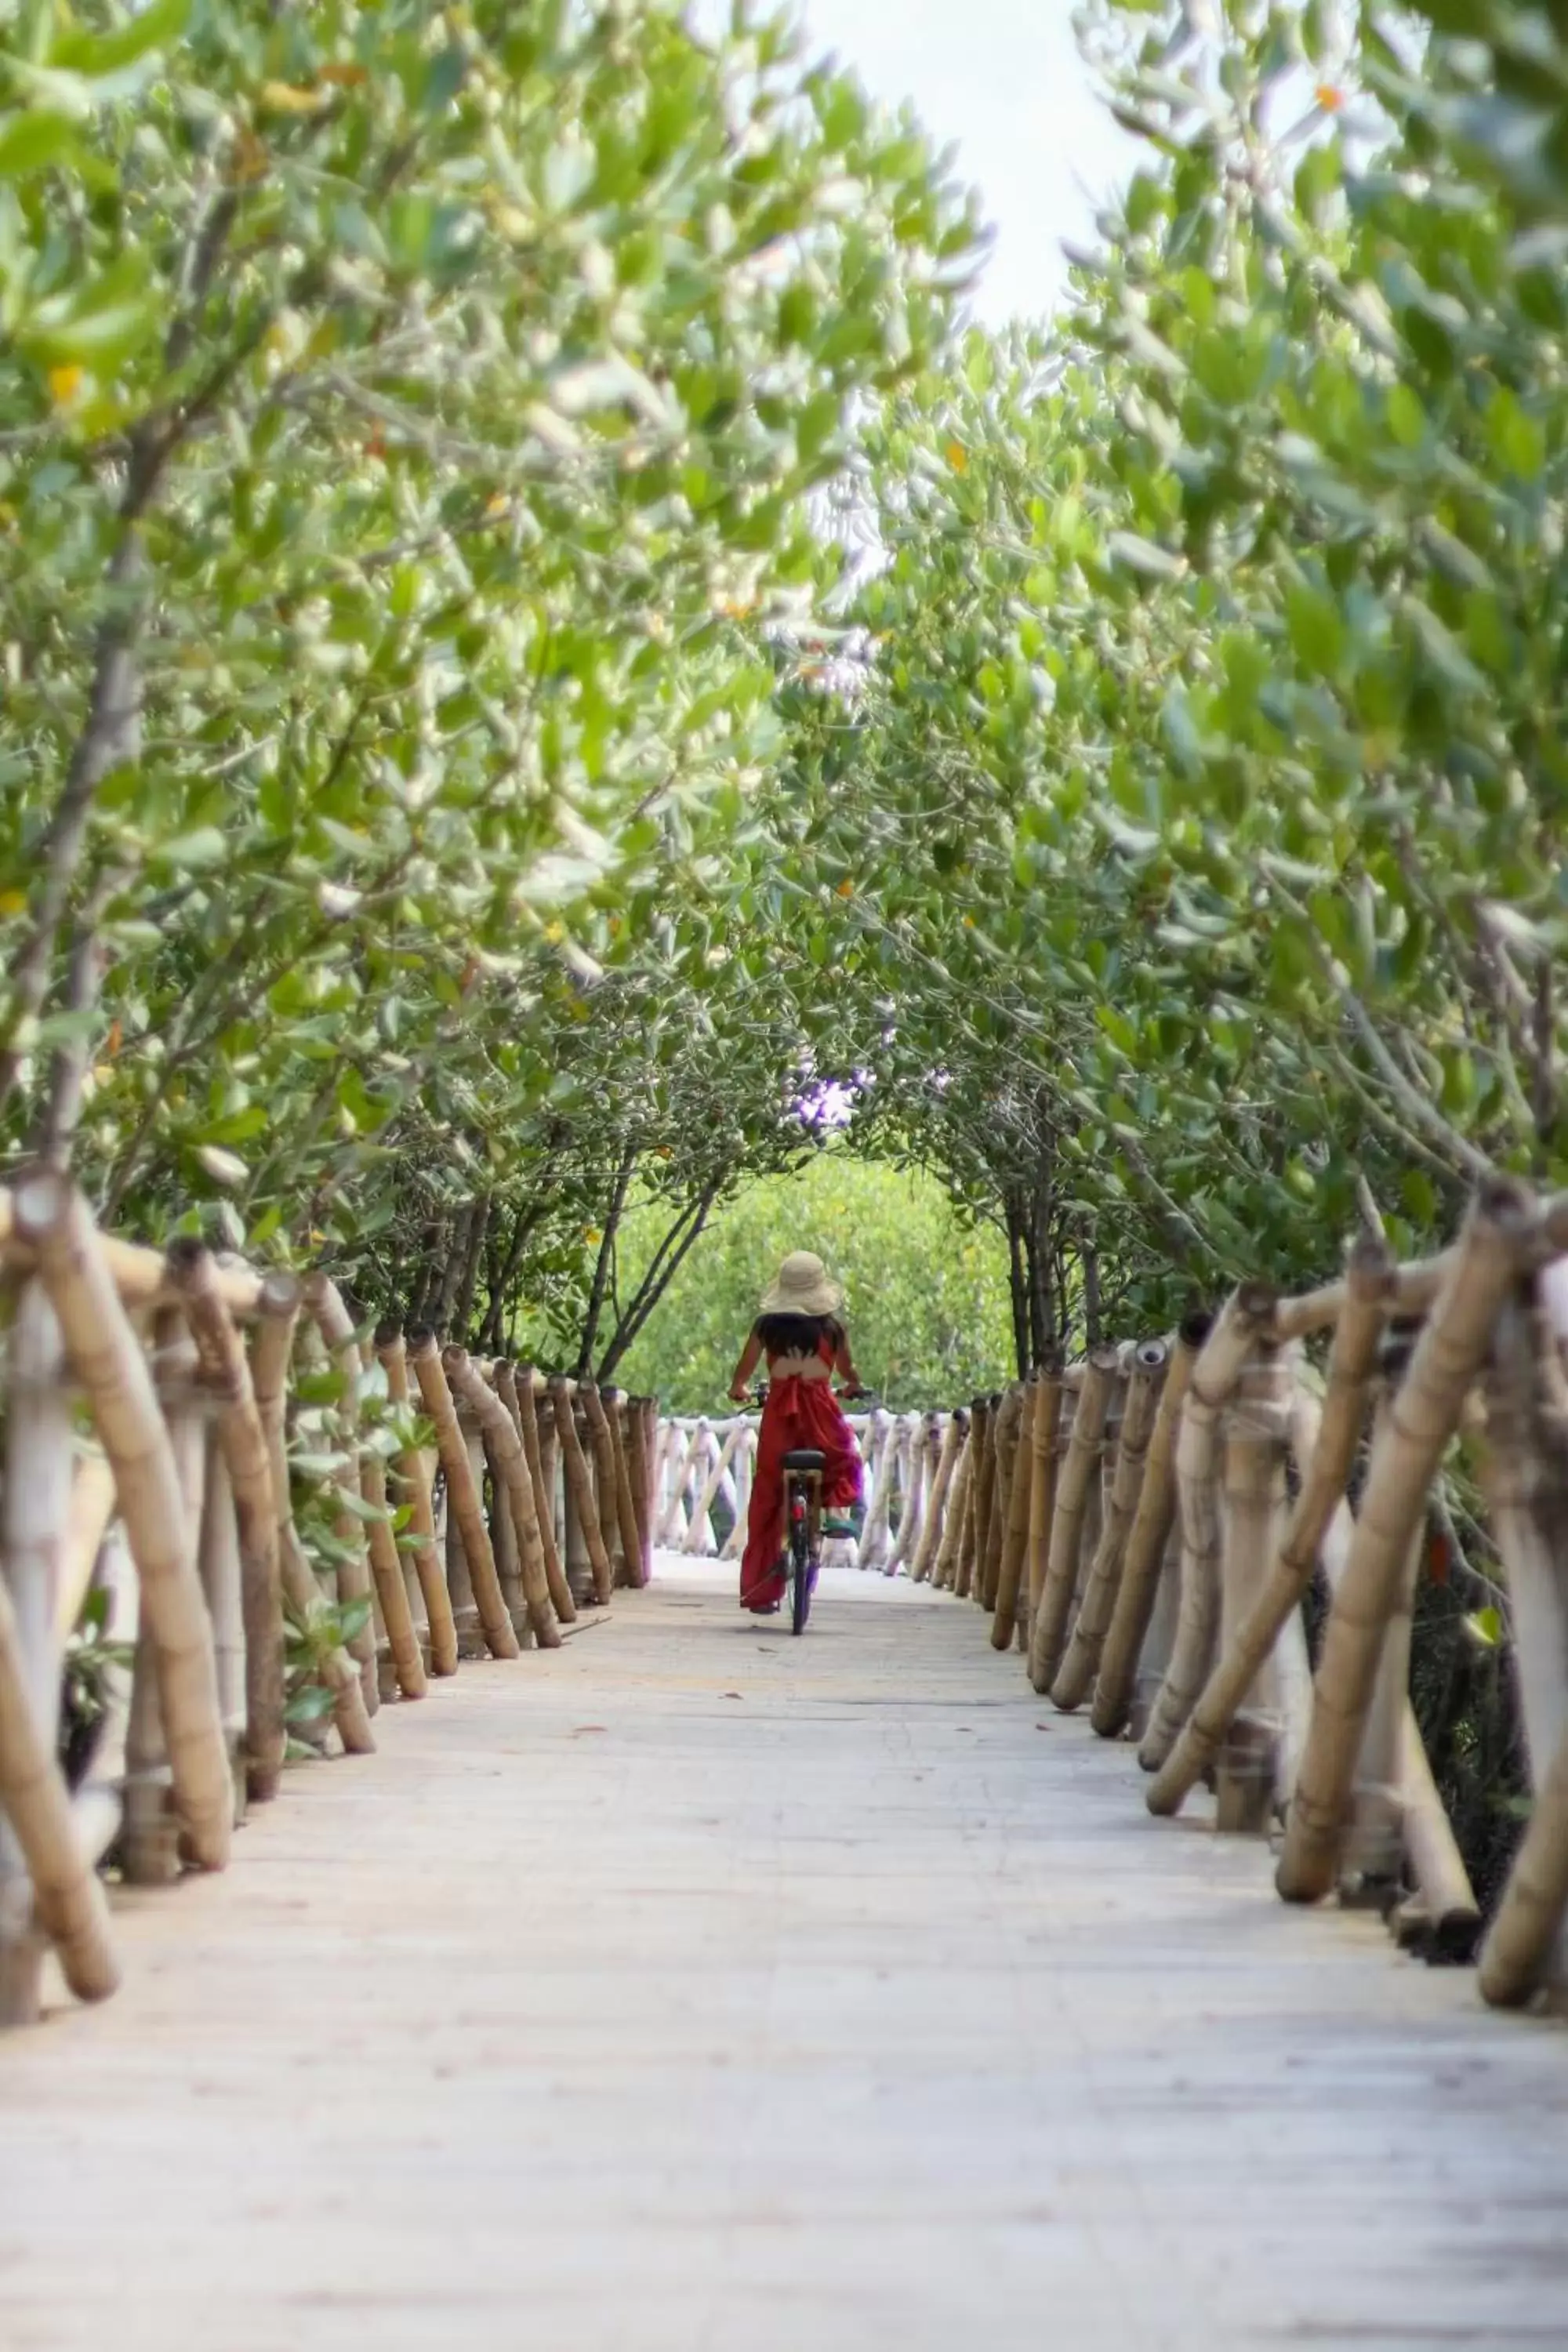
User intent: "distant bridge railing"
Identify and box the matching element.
[660,1186,1568,2016]
[0,1172,655,2028]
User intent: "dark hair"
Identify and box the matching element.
[756,1311,842,1357]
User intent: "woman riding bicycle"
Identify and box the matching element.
[728,1251,866,1614]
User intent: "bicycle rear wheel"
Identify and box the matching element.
[789,1508,811,1635]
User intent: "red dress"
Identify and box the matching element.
[739,1333,863,1610]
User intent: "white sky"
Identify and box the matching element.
[793,0,1140,324]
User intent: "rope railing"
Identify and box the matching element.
[0,1172,658,2028]
[656,1181,1568,2015]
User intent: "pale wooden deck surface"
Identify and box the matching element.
[3,1559,1567,2351]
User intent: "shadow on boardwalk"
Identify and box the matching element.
[2,1560,1566,2352]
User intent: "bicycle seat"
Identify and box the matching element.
[782,1448,826,1473]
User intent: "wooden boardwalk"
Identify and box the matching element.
[3,1560,1567,2351]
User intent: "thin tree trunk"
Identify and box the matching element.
[577,1147,637,1381]
[596,1175,724,1384]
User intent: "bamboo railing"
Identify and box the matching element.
[0,1174,655,2027]
[655,1181,1568,2014]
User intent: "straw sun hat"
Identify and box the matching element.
[758,1250,844,1319]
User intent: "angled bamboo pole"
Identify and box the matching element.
[658,1421,705,1546]
[1279,1189,1529,1904]
[13,1174,234,1867]
[1480,1724,1568,2008]
[1149,1247,1390,1817]
[602,1389,644,1591]
[410,1338,520,1660]
[0,1559,119,2014]
[253,1291,375,1755]
[1138,1295,1270,1772]
[172,1250,289,1803]
[913,1413,963,1585]
[500,1363,575,1621]
[1053,1342,1167,1709]
[55,1453,117,1651]
[683,1417,746,1557]
[375,1328,459,1675]
[991,1381,1040,1650]
[303,1276,378,1707]
[550,1377,614,1603]
[444,1352,560,1648]
[1030,1348,1119,1694]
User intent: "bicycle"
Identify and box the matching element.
[738,1381,868,1635]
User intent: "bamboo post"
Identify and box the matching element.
[1279,1189,1529,1905]
[0,1278,82,2022]
[858,1409,898,1573]
[1023,1371,1065,1641]
[1472,1288,1568,1998]
[1149,1249,1389,1817]
[1210,1338,1296,1832]
[602,1390,644,1591]
[169,1249,289,1802]
[990,1382,1039,1649]
[410,1338,520,1661]
[1052,1342,1167,1709]
[440,1399,487,1659]
[933,1416,975,1592]
[499,1363,575,1623]
[1094,1321,1204,1737]
[302,1276,379,1708]
[1139,1294,1270,1773]
[124,1308,211,1875]
[1479,1285,1568,2003]
[911,1414,960,1585]
[443,1352,560,1649]
[964,1402,1001,1609]
[13,1175,235,1868]
[1344,1348,1424,1886]
[622,1395,653,1588]
[252,1291,374,1756]
[359,1374,430,1696]
[550,1377,614,1604]
[196,1437,247,1823]
[376,1329,459,1676]
[483,1412,529,1646]
[1029,1348,1118,1694]
[980,1386,1022,1613]
[641,1398,659,1575]
[625,1396,653,1583]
